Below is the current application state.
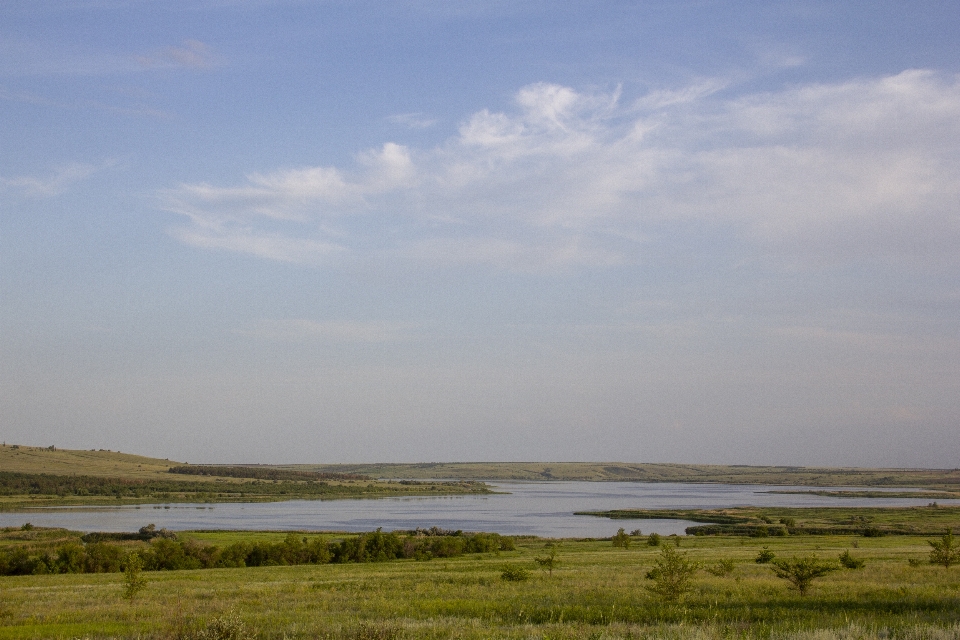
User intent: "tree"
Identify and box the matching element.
[645,544,699,602]
[534,544,559,576]
[612,528,631,549]
[929,530,960,569]
[770,556,838,596]
[121,552,147,600]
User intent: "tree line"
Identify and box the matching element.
[0,528,514,576]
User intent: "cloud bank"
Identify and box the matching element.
[164,70,960,271]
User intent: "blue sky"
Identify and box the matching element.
[2,1,959,466]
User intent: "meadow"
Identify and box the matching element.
[1,527,958,639]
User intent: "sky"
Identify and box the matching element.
[1,1,959,467]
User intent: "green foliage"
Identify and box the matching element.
[644,544,700,602]
[534,544,559,576]
[647,532,661,546]
[755,547,776,563]
[839,550,865,569]
[500,566,530,582]
[611,528,631,549]
[928,530,960,568]
[770,555,839,595]
[705,558,736,577]
[121,552,147,600]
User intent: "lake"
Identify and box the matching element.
[1,482,954,538]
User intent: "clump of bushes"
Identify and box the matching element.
[0,527,514,576]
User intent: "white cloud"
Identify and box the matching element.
[163,70,960,269]
[1,161,112,197]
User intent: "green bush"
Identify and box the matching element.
[647,533,661,547]
[645,545,700,602]
[500,566,530,582]
[755,547,775,564]
[770,555,839,596]
[928,530,960,568]
[611,528,631,549]
[839,550,865,569]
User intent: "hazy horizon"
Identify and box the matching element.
[2,2,959,467]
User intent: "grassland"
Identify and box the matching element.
[287,462,960,492]
[1,528,959,639]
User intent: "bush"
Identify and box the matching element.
[770,555,839,596]
[194,612,250,640]
[839,550,865,569]
[645,545,700,602]
[121,553,147,600]
[928,530,960,568]
[705,558,736,577]
[612,528,631,549]
[755,547,775,564]
[500,566,530,582]
[534,544,559,576]
[647,533,661,547]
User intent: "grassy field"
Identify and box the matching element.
[285,462,960,492]
[1,528,959,639]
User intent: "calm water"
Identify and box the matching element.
[1,482,954,538]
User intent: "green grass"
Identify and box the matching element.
[1,533,959,639]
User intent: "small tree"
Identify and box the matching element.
[647,532,661,547]
[534,544,559,577]
[122,552,147,600]
[929,530,960,569]
[612,528,631,549]
[645,544,699,602]
[770,556,838,596]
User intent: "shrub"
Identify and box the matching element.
[770,555,839,596]
[647,533,661,547]
[194,612,250,640]
[612,528,631,549]
[645,544,700,602]
[500,566,530,582]
[121,552,147,600]
[534,544,559,576]
[705,558,736,577]
[839,550,865,569]
[755,547,775,564]
[928,530,960,568]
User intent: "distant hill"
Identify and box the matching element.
[0,444,179,479]
[3,444,958,491]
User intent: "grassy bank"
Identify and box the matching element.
[0,528,958,638]
[579,506,960,536]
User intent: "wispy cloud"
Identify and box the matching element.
[137,40,222,70]
[163,70,960,270]
[386,112,437,129]
[1,160,114,197]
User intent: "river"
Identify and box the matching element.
[0,482,954,538]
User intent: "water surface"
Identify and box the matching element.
[1,482,953,538]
